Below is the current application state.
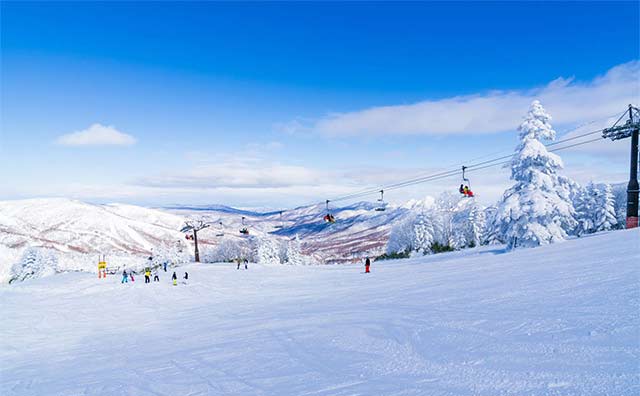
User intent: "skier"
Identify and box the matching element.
[153,270,159,282]
[365,257,371,273]
[172,271,177,286]
[237,258,241,270]
[144,267,151,284]
[244,259,248,270]
[183,272,189,284]
[121,269,129,284]
[130,271,135,282]
[163,261,167,272]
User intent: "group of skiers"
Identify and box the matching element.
[121,269,188,286]
[119,256,188,286]
[236,258,249,270]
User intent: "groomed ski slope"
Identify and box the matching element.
[1,230,638,396]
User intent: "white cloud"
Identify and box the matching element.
[284,61,639,137]
[136,161,332,189]
[56,123,136,146]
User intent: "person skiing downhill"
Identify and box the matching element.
[153,270,159,282]
[244,259,248,270]
[130,271,135,282]
[121,270,128,283]
[365,257,371,273]
[163,261,167,272]
[183,272,189,284]
[172,271,177,286]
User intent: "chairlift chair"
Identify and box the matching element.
[239,216,250,235]
[375,190,386,211]
[460,166,475,198]
[216,221,224,237]
[273,211,284,229]
[323,200,336,223]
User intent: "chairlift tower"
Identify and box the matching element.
[602,104,640,228]
[180,220,210,262]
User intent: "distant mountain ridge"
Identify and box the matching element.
[0,197,430,266]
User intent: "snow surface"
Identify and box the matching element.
[2,228,638,395]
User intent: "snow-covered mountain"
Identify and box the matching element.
[0,198,186,255]
[0,197,428,281]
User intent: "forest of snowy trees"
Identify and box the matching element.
[385,100,626,257]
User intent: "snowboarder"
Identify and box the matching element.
[244,259,248,270]
[365,257,371,273]
[121,270,129,283]
[172,271,177,286]
[153,270,159,282]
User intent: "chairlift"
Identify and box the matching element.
[459,166,475,198]
[375,190,386,211]
[239,216,250,235]
[323,200,336,223]
[273,211,284,229]
[215,221,224,237]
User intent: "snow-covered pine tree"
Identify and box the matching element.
[575,182,617,235]
[433,192,460,247]
[286,234,305,265]
[204,238,238,262]
[482,206,502,245]
[467,202,485,247]
[593,183,618,232]
[151,241,190,267]
[450,200,485,249]
[450,224,468,250]
[412,213,435,255]
[10,247,58,283]
[491,100,577,249]
[574,183,596,236]
[612,183,628,228]
[386,214,418,255]
[257,235,281,265]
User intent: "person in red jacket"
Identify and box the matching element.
[365,257,371,273]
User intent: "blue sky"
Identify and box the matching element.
[1,1,639,208]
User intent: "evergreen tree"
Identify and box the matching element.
[467,203,486,247]
[286,234,305,265]
[482,206,502,245]
[386,214,418,255]
[257,235,281,265]
[412,213,435,255]
[450,200,485,249]
[10,247,58,283]
[574,184,596,236]
[575,182,618,235]
[593,183,618,232]
[491,100,577,249]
